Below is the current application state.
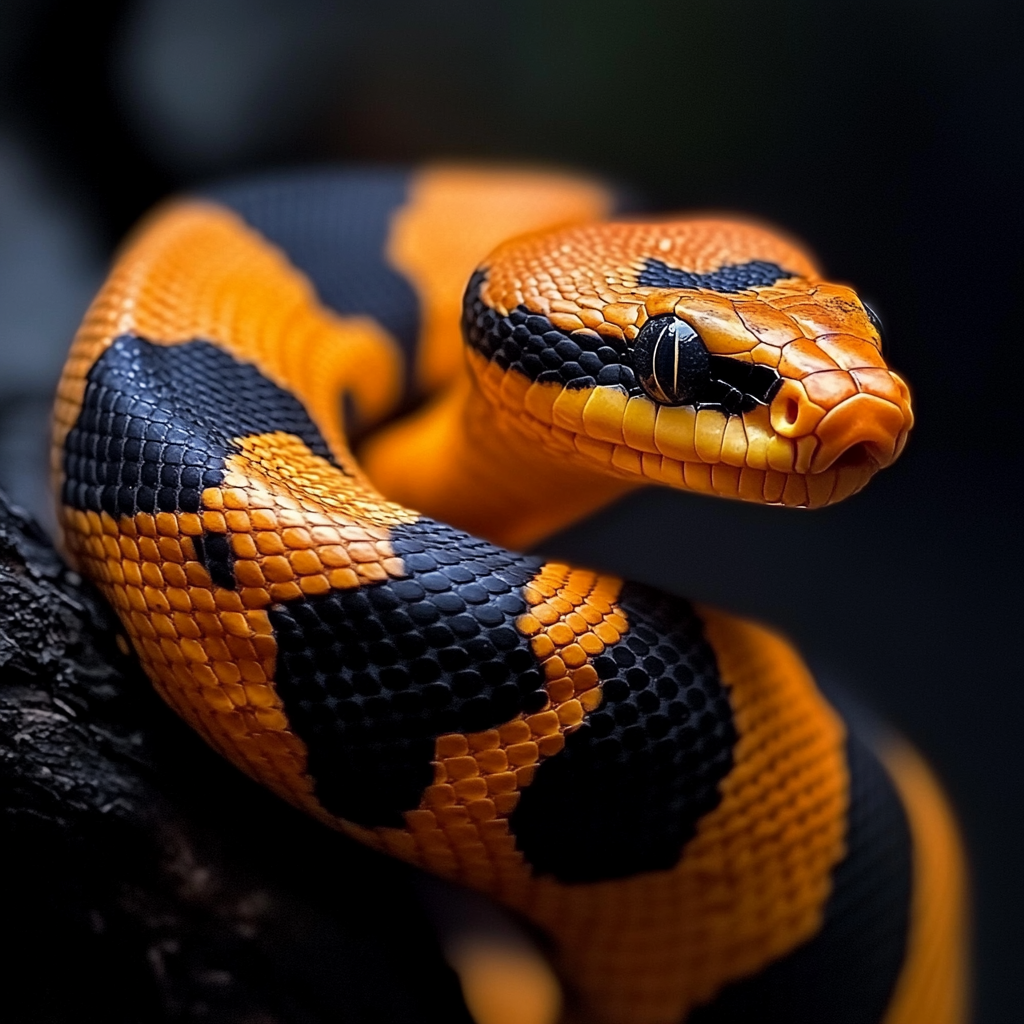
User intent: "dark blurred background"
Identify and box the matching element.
[0,0,1018,1020]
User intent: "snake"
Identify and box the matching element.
[53,165,967,1024]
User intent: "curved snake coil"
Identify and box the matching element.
[53,166,967,1024]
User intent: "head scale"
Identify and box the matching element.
[463,218,913,509]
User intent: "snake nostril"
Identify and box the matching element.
[782,397,800,427]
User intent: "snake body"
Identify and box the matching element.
[54,166,967,1023]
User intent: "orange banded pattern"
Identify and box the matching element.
[54,165,965,1024]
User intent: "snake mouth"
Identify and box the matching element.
[830,441,878,472]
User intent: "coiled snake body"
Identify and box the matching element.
[54,167,967,1023]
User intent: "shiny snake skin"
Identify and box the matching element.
[53,166,967,1024]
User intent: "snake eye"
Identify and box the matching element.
[632,315,710,405]
[863,301,885,349]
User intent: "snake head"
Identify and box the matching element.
[465,219,913,508]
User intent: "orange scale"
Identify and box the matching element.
[561,644,588,668]
[137,516,158,540]
[467,729,501,751]
[129,609,157,638]
[139,638,164,664]
[150,612,177,638]
[454,778,490,802]
[517,613,542,636]
[243,683,280,709]
[154,512,177,536]
[158,638,186,664]
[249,508,278,531]
[308,525,342,545]
[202,510,227,532]
[318,544,351,566]
[197,685,235,713]
[556,700,585,727]
[339,526,369,542]
[436,808,472,831]
[140,557,165,589]
[252,634,276,660]
[190,663,219,688]
[546,677,575,703]
[346,541,377,562]
[607,612,628,633]
[222,488,250,510]
[485,772,517,795]
[538,735,565,757]
[211,660,242,685]
[180,638,210,664]
[203,591,240,616]
[381,557,405,577]
[569,663,599,690]
[175,512,202,536]
[423,785,457,810]
[507,741,540,765]
[476,749,509,774]
[356,563,388,583]
[434,734,467,758]
[281,526,314,549]
[225,510,252,533]
[445,755,481,780]
[405,810,439,834]
[138,537,161,561]
[253,707,288,731]
[183,562,209,587]
[542,657,568,681]
[533,605,560,626]
[532,634,557,659]
[498,719,531,744]
[171,611,203,639]
[328,568,359,588]
[527,710,560,736]
[298,574,331,596]
[548,622,575,646]
[157,537,185,563]
[493,792,521,816]
[260,554,294,583]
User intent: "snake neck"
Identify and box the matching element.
[359,379,636,550]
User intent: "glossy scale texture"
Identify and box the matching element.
[55,167,965,1024]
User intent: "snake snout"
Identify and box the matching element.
[770,369,914,474]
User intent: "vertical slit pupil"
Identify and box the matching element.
[636,315,710,405]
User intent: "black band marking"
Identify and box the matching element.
[203,170,421,370]
[269,520,545,828]
[463,272,781,416]
[463,270,637,393]
[637,258,797,293]
[507,583,735,882]
[192,532,236,590]
[62,336,339,520]
[688,732,912,1024]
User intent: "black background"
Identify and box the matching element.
[0,1,1019,1020]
